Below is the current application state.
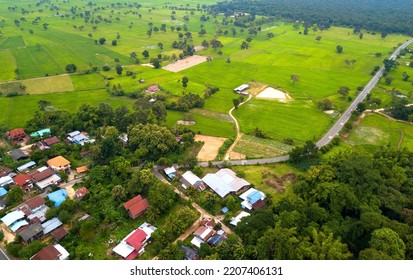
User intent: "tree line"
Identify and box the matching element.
[209,0,413,36]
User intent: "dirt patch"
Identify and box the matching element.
[229,151,246,160]
[162,55,208,72]
[177,120,196,126]
[256,87,292,102]
[194,134,227,161]
[65,186,76,199]
[194,46,205,52]
[0,223,15,244]
[247,81,268,96]
[263,171,296,193]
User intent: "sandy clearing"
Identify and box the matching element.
[162,55,208,72]
[194,46,205,52]
[194,134,227,161]
[0,223,15,244]
[324,110,335,115]
[256,87,292,102]
[229,151,246,160]
[65,186,76,199]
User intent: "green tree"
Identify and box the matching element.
[65,64,77,73]
[18,241,46,259]
[98,37,106,45]
[336,45,343,53]
[158,243,184,260]
[6,187,24,206]
[115,64,123,75]
[365,228,405,260]
[142,49,149,58]
[315,36,322,43]
[182,76,189,87]
[290,74,300,84]
[111,39,117,46]
[215,234,245,260]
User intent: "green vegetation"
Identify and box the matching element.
[345,114,413,150]
[0,0,409,145]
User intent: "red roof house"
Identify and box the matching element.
[13,173,33,192]
[146,85,159,93]
[6,128,27,142]
[123,195,149,219]
[75,187,90,201]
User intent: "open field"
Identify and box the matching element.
[345,113,413,150]
[0,0,410,147]
[194,134,227,161]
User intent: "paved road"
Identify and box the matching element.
[0,247,10,260]
[316,39,413,148]
[198,39,413,166]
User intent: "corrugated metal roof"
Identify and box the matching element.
[202,173,233,198]
[182,171,202,186]
[1,210,25,226]
[42,217,63,235]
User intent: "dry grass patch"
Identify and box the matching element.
[22,75,74,94]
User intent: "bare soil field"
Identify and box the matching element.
[23,75,74,94]
[162,55,208,72]
[176,120,196,125]
[256,87,292,102]
[194,134,227,161]
[229,151,246,160]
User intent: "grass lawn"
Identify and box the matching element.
[345,113,413,150]
[233,98,333,143]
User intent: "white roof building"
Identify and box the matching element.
[1,210,25,226]
[190,236,205,248]
[202,169,250,198]
[0,176,14,187]
[54,244,70,260]
[230,211,251,227]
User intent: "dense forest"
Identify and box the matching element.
[227,147,413,260]
[209,0,413,36]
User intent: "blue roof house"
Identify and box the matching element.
[30,128,51,138]
[47,189,68,207]
[0,187,7,197]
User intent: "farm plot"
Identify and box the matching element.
[233,135,292,159]
[0,50,17,81]
[194,134,227,161]
[162,55,208,72]
[23,75,74,94]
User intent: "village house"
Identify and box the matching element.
[75,187,90,201]
[180,171,206,191]
[202,168,250,198]
[230,211,251,227]
[1,210,28,232]
[123,194,149,219]
[18,222,44,244]
[42,217,63,235]
[239,188,266,210]
[6,128,27,143]
[190,218,217,248]
[31,243,70,260]
[112,222,157,260]
[47,189,68,207]
[146,85,160,93]
[233,84,249,95]
[19,196,49,223]
[0,175,14,188]
[9,148,29,161]
[0,166,12,177]
[51,227,68,242]
[36,136,60,151]
[13,173,33,192]
[67,131,95,146]
[29,167,61,191]
[30,128,51,138]
[47,156,71,172]
[16,161,36,173]
[75,166,89,175]
[163,166,176,179]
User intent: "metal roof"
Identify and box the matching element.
[1,210,25,226]
[42,217,63,235]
